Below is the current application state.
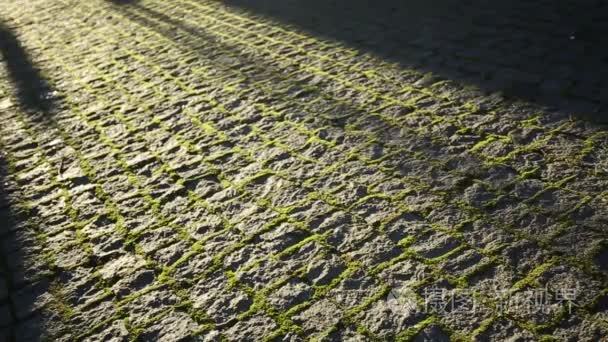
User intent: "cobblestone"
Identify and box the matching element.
[0,0,608,340]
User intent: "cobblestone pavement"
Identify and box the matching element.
[1,0,608,341]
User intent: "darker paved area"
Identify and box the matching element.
[0,0,607,341]
[226,0,608,121]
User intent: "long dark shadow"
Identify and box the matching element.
[219,0,608,122]
[0,149,54,339]
[0,21,55,116]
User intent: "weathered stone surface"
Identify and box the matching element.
[122,288,180,327]
[414,324,450,342]
[305,254,346,286]
[98,254,147,283]
[267,279,312,311]
[139,311,199,341]
[0,0,607,339]
[292,299,343,336]
[110,269,155,299]
[223,315,277,341]
[83,319,129,342]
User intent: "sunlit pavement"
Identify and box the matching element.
[1,0,608,340]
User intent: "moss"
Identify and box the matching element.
[395,315,437,341]
[273,234,322,260]
[47,283,77,320]
[344,284,391,319]
[468,316,496,340]
[75,313,124,341]
[518,166,541,180]
[370,249,416,276]
[470,135,501,153]
[511,259,556,292]
[312,262,361,300]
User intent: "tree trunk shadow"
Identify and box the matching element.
[0,21,55,116]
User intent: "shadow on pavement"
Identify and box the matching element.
[0,127,58,339]
[221,0,608,122]
[0,152,49,340]
[0,153,14,340]
[0,21,55,117]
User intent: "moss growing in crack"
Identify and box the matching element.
[511,258,557,292]
[370,248,417,277]
[47,282,77,321]
[395,315,437,341]
[235,283,304,336]
[426,244,468,265]
[518,166,541,180]
[157,266,174,285]
[312,262,361,300]
[344,284,391,320]
[76,313,124,341]
[220,270,237,290]
[273,234,322,260]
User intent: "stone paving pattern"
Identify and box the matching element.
[0,0,608,341]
